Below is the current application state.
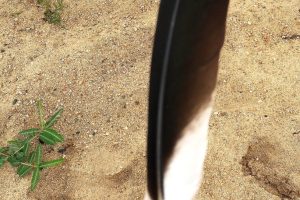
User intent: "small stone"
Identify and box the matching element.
[58,147,67,154]
[12,99,18,105]
[219,111,228,117]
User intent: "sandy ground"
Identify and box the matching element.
[0,0,299,199]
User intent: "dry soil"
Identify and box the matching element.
[0,0,299,200]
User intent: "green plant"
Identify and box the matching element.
[0,100,64,191]
[37,0,64,25]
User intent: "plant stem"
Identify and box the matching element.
[20,162,35,167]
[0,152,9,157]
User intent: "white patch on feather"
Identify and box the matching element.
[163,105,213,200]
[144,191,151,200]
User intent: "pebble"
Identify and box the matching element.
[58,147,67,154]
[12,99,18,105]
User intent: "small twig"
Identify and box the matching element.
[292,131,300,135]
[281,34,300,40]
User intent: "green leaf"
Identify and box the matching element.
[19,128,39,136]
[40,158,64,168]
[17,152,35,177]
[8,138,32,158]
[24,136,35,144]
[45,129,64,142]
[17,164,31,177]
[8,139,23,154]
[44,108,63,128]
[29,151,36,163]
[0,157,5,167]
[37,100,45,128]
[40,129,64,145]
[8,139,23,145]
[15,152,25,160]
[23,142,30,158]
[7,140,32,166]
[35,145,42,165]
[31,145,42,190]
[39,134,55,145]
[16,142,32,175]
[7,156,21,167]
[31,167,40,191]
[0,147,8,153]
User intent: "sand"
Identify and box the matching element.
[0,0,299,199]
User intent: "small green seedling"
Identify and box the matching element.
[37,0,64,25]
[0,100,64,191]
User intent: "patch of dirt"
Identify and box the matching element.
[0,0,299,199]
[241,138,300,199]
